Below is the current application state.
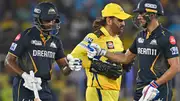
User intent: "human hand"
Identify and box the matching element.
[67,54,82,71]
[87,43,106,59]
[139,80,159,101]
[34,98,41,101]
[21,72,42,91]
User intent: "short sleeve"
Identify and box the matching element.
[55,39,66,60]
[159,35,179,59]
[8,32,29,57]
[129,37,137,54]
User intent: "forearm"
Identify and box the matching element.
[62,66,72,76]
[5,60,24,76]
[156,65,178,86]
[105,51,128,64]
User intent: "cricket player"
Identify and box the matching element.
[4,2,82,101]
[70,3,131,101]
[87,0,180,101]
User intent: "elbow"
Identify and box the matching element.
[173,64,180,73]
[4,57,11,69]
[4,58,13,73]
[178,65,180,73]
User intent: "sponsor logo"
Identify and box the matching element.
[138,47,157,55]
[14,34,21,41]
[106,41,114,49]
[170,46,179,55]
[10,43,17,51]
[33,50,55,58]
[169,36,176,45]
[31,40,42,46]
[150,39,157,45]
[50,41,57,48]
[34,8,41,13]
[138,37,144,43]
[145,3,157,9]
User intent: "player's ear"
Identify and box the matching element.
[106,17,113,25]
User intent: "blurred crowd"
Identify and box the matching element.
[0,0,180,101]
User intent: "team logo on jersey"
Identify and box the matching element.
[10,42,17,51]
[169,36,176,45]
[31,40,42,46]
[170,46,179,55]
[138,37,144,43]
[106,41,114,49]
[14,34,21,41]
[150,39,157,45]
[50,42,57,48]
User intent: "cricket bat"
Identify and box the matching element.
[30,70,41,101]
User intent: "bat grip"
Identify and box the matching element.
[30,71,40,100]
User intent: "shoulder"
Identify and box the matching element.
[158,27,177,46]
[21,27,33,36]
[82,33,99,43]
[51,35,63,43]
[158,27,174,41]
[51,35,64,48]
[16,27,33,41]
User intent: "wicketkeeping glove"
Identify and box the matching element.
[139,80,159,101]
[67,54,82,71]
[90,59,123,80]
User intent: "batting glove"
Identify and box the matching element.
[22,72,42,91]
[140,80,159,101]
[87,43,107,59]
[67,54,82,71]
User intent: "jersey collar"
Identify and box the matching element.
[146,24,162,39]
[151,24,162,35]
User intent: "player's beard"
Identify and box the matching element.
[111,22,124,36]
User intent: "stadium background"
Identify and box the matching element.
[0,0,180,101]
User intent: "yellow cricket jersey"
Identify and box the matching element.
[71,27,124,90]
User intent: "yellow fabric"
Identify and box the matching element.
[145,8,158,13]
[101,3,131,20]
[146,31,151,39]
[71,26,124,91]
[86,87,119,101]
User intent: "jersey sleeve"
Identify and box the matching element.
[8,31,29,57]
[71,33,98,69]
[159,35,179,59]
[129,37,137,54]
[55,39,66,60]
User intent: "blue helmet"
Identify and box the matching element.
[33,2,60,32]
[133,0,164,16]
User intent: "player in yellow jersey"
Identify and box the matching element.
[70,3,131,101]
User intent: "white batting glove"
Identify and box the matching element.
[21,72,42,91]
[140,80,159,101]
[87,43,107,59]
[67,54,82,71]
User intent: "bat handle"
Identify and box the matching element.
[139,95,144,101]
[30,71,41,100]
